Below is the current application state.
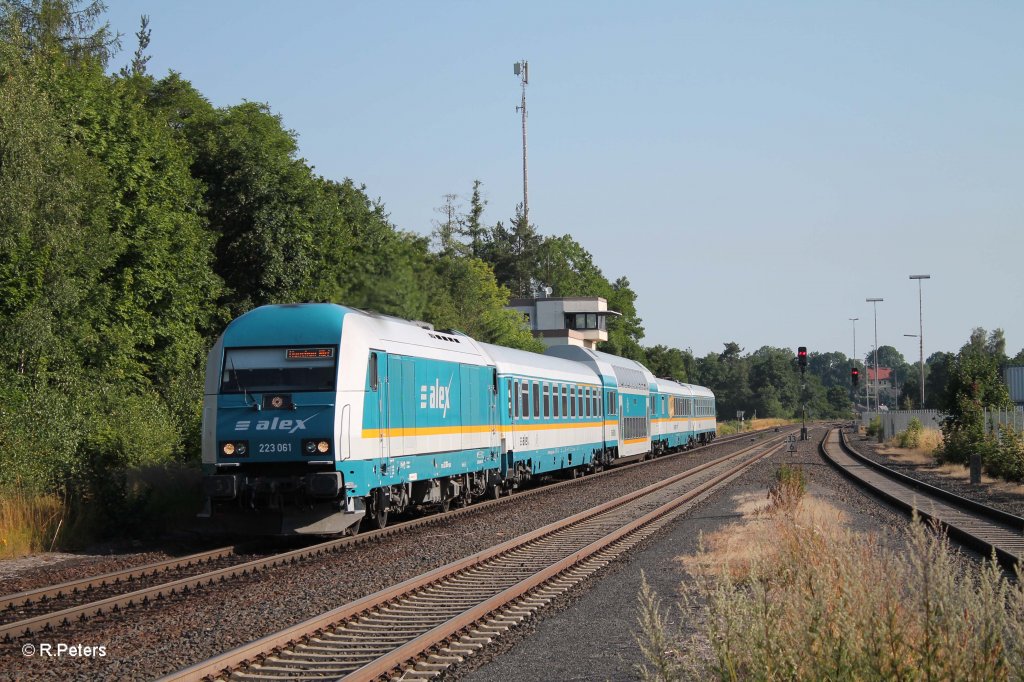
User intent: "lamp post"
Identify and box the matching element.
[849,317,859,409]
[909,275,930,407]
[866,298,883,414]
[904,334,918,408]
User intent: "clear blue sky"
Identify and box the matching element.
[103,0,1024,363]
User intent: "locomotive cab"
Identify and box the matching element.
[199,305,364,535]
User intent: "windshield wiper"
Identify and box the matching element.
[228,354,259,410]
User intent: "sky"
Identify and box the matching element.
[102,0,1023,363]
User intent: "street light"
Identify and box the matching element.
[904,334,919,408]
[866,298,883,414]
[909,275,930,407]
[849,317,859,410]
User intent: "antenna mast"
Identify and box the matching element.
[513,60,529,227]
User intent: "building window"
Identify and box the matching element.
[564,313,606,331]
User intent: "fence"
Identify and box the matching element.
[986,407,1024,437]
[861,407,1024,441]
[862,410,942,441]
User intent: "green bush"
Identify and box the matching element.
[984,426,1024,482]
[897,417,924,448]
[866,416,882,439]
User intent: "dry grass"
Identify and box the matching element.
[636,485,1024,681]
[877,433,1024,496]
[749,418,793,431]
[679,489,849,582]
[882,427,943,459]
[0,489,67,558]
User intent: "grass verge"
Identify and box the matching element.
[635,472,1024,681]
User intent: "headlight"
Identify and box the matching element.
[220,440,249,458]
[302,439,332,456]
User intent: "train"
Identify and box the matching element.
[199,304,716,535]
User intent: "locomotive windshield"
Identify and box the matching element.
[221,346,338,393]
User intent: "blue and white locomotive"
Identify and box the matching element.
[200,304,715,535]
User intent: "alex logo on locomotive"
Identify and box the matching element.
[233,414,318,434]
[419,375,453,417]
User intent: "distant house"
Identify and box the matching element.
[506,296,620,350]
[866,367,893,390]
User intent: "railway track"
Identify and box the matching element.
[162,432,787,681]
[0,428,780,644]
[821,428,1024,568]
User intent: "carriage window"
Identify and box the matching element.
[543,384,550,418]
[561,385,568,418]
[533,382,540,418]
[585,388,591,417]
[368,353,379,391]
[520,381,529,419]
[570,387,576,417]
[578,388,584,417]
[553,384,560,418]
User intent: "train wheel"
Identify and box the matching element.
[486,483,501,500]
[365,503,388,531]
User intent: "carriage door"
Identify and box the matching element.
[385,355,407,475]
[489,368,500,455]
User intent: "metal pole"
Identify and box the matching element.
[867,298,883,416]
[849,317,858,409]
[514,61,529,228]
[910,275,930,407]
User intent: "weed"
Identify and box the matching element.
[0,488,67,558]
[766,464,806,514]
[897,417,924,448]
[640,507,1024,680]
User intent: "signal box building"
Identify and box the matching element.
[507,296,620,350]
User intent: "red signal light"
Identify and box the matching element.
[851,367,860,386]
[798,346,807,367]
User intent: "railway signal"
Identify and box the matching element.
[797,347,807,368]
[851,367,860,386]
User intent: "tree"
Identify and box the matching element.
[3,0,119,66]
[807,351,851,389]
[921,352,953,410]
[186,101,328,317]
[484,205,542,298]
[748,347,801,418]
[939,331,1013,464]
[599,276,645,360]
[431,192,463,257]
[429,256,541,352]
[536,234,610,298]
[645,345,694,382]
[458,180,489,259]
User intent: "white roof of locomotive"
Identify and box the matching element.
[653,377,694,397]
[478,342,601,384]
